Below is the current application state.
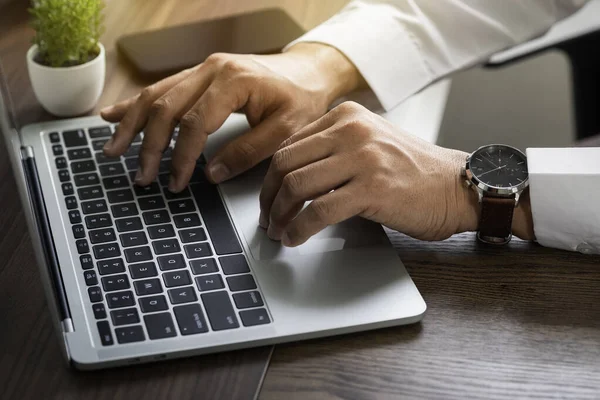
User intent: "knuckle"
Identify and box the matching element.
[336,101,363,115]
[220,59,246,77]
[271,147,292,173]
[277,137,294,151]
[281,172,303,199]
[148,98,172,119]
[139,86,155,104]
[179,111,203,133]
[310,199,333,223]
[205,52,228,65]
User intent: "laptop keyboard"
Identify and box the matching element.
[48,125,270,346]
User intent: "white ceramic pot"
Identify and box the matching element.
[26,43,105,117]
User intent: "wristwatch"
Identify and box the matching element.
[461,144,529,244]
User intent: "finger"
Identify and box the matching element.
[266,155,355,240]
[100,96,137,122]
[259,132,336,228]
[281,183,364,247]
[134,65,218,186]
[168,77,254,192]
[103,67,195,157]
[276,111,337,150]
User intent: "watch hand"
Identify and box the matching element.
[481,155,499,168]
[478,164,507,177]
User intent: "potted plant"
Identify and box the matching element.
[27,0,106,117]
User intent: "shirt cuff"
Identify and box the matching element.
[284,1,432,112]
[526,147,600,254]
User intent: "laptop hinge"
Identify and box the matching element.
[21,146,74,333]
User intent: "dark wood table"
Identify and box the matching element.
[1,1,599,399]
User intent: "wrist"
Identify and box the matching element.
[284,42,365,105]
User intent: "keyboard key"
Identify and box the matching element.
[219,255,250,275]
[115,217,143,232]
[97,258,125,275]
[97,321,114,346]
[99,163,125,177]
[69,210,82,224]
[80,254,93,270]
[184,243,212,259]
[124,246,153,263]
[61,182,74,195]
[77,185,103,200]
[144,312,177,340]
[110,308,140,326]
[164,187,190,200]
[129,262,157,279]
[58,169,70,182]
[102,274,130,292]
[107,188,134,203]
[133,134,142,143]
[52,144,63,156]
[82,199,108,214]
[134,182,161,197]
[76,239,89,254]
[84,270,98,286]
[92,139,109,151]
[124,144,141,157]
[95,152,120,164]
[65,196,77,210]
[106,290,135,308]
[163,270,191,288]
[103,176,129,189]
[134,278,163,296]
[174,213,201,228]
[138,196,165,211]
[191,182,242,255]
[190,258,218,275]
[49,132,60,143]
[89,228,116,244]
[89,126,112,138]
[92,303,107,319]
[111,203,138,218]
[168,199,195,214]
[148,224,175,239]
[74,172,99,187]
[71,160,95,174]
[227,275,257,292]
[168,287,197,305]
[195,274,224,292]
[85,213,112,229]
[55,157,67,169]
[179,227,206,244]
[63,129,87,147]
[174,304,208,335]
[93,243,121,259]
[67,148,91,160]
[152,239,180,255]
[201,291,239,331]
[139,295,168,313]
[115,325,145,344]
[233,291,264,309]
[72,224,85,239]
[143,210,170,225]
[157,254,185,271]
[125,157,138,171]
[88,286,103,303]
[120,231,148,247]
[239,308,270,327]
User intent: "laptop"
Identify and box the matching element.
[0,63,426,370]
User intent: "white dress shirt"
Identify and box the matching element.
[288,0,600,254]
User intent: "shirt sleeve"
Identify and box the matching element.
[526,147,600,255]
[285,0,589,112]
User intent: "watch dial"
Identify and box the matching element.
[469,145,528,188]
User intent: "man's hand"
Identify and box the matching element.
[259,101,534,246]
[101,43,364,192]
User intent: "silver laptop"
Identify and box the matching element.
[0,64,425,370]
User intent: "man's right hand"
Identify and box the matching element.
[101,43,364,192]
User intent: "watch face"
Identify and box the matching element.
[469,145,528,189]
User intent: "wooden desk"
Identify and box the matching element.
[1,1,599,400]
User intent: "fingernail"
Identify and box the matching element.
[134,167,144,183]
[281,232,291,246]
[208,162,230,183]
[100,105,114,114]
[258,212,269,229]
[167,174,178,193]
[103,137,113,151]
[267,222,283,241]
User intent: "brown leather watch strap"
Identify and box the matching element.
[478,196,516,244]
